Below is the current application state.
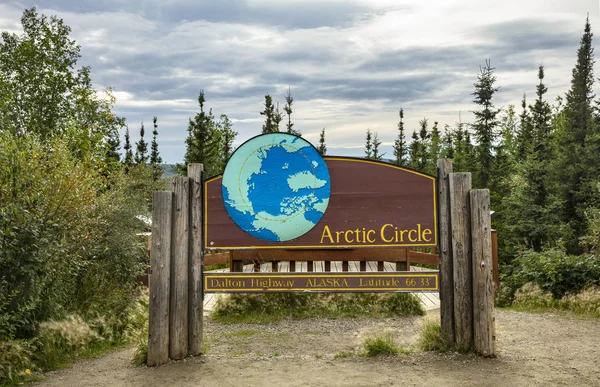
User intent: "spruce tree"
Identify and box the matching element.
[150,116,163,180]
[183,90,221,176]
[217,114,237,170]
[472,60,500,188]
[555,17,597,252]
[135,121,149,165]
[318,128,327,156]
[106,128,121,166]
[408,130,420,170]
[517,94,533,162]
[428,121,441,174]
[260,94,281,133]
[283,87,301,136]
[123,125,133,172]
[372,132,384,161]
[365,129,373,159]
[393,108,408,166]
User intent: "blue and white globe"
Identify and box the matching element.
[222,133,330,242]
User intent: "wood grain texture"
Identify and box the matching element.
[187,164,203,356]
[169,177,191,360]
[449,172,473,349]
[437,159,455,343]
[148,191,173,367]
[470,189,496,357]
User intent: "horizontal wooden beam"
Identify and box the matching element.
[204,252,230,266]
[230,248,412,262]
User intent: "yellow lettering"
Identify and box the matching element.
[408,229,418,242]
[344,230,354,243]
[320,225,334,244]
[381,224,394,242]
[400,229,408,242]
[422,228,432,242]
[366,229,376,243]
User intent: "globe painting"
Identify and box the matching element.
[222,133,331,242]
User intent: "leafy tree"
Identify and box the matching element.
[318,128,327,156]
[472,60,500,188]
[372,132,384,161]
[135,121,149,165]
[260,94,281,133]
[150,116,163,180]
[123,125,134,172]
[393,108,408,166]
[0,7,123,155]
[365,129,373,159]
[283,87,301,136]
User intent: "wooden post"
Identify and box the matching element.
[187,164,203,356]
[449,172,473,349]
[148,192,173,367]
[324,261,331,272]
[491,230,499,290]
[470,189,496,357]
[437,159,455,343]
[360,261,367,272]
[396,249,408,271]
[342,261,349,272]
[169,177,191,360]
[272,261,278,272]
[307,261,314,272]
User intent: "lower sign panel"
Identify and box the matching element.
[204,272,439,293]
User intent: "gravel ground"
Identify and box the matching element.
[35,309,600,387]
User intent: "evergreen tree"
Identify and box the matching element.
[428,121,441,174]
[393,108,408,165]
[318,128,327,156]
[182,90,221,176]
[555,17,597,253]
[472,60,500,188]
[408,130,420,170]
[284,87,301,136]
[440,124,454,159]
[217,114,237,170]
[260,94,281,133]
[123,125,133,172]
[135,121,149,165]
[150,116,163,181]
[365,129,373,159]
[372,132,384,161]
[105,127,121,166]
[452,117,473,172]
[517,94,533,162]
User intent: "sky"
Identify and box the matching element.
[0,0,598,164]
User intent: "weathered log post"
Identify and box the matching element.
[169,177,191,359]
[148,192,173,366]
[470,189,496,357]
[437,159,454,343]
[449,172,473,350]
[187,164,204,356]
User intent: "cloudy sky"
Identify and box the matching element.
[0,0,598,163]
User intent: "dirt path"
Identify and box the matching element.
[35,310,600,386]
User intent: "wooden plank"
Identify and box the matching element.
[187,164,203,356]
[169,177,191,360]
[491,230,499,290]
[229,248,411,262]
[148,191,173,367]
[377,261,384,272]
[342,261,349,272]
[324,261,331,272]
[449,172,472,349]
[290,261,296,272]
[470,190,496,357]
[203,252,229,266]
[360,261,367,271]
[437,159,454,344]
[307,261,314,272]
[408,251,440,265]
[272,260,278,272]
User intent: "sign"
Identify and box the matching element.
[204,272,439,293]
[205,133,437,250]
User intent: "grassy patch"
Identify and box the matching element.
[505,283,600,318]
[333,351,354,359]
[417,318,454,352]
[362,334,409,357]
[212,293,425,324]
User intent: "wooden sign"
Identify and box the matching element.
[204,272,439,293]
[205,133,437,250]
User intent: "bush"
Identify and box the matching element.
[512,283,600,317]
[417,317,454,352]
[212,293,425,323]
[499,247,600,304]
[362,333,407,357]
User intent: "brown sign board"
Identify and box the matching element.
[204,272,439,293]
[204,157,437,250]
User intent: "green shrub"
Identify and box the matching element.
[362,334,407,357]
[212,293,425,323]
[0,340,35,383]
[417,318,454,352]
[511,283,600,317]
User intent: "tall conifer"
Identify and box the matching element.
[393,109,408,165]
